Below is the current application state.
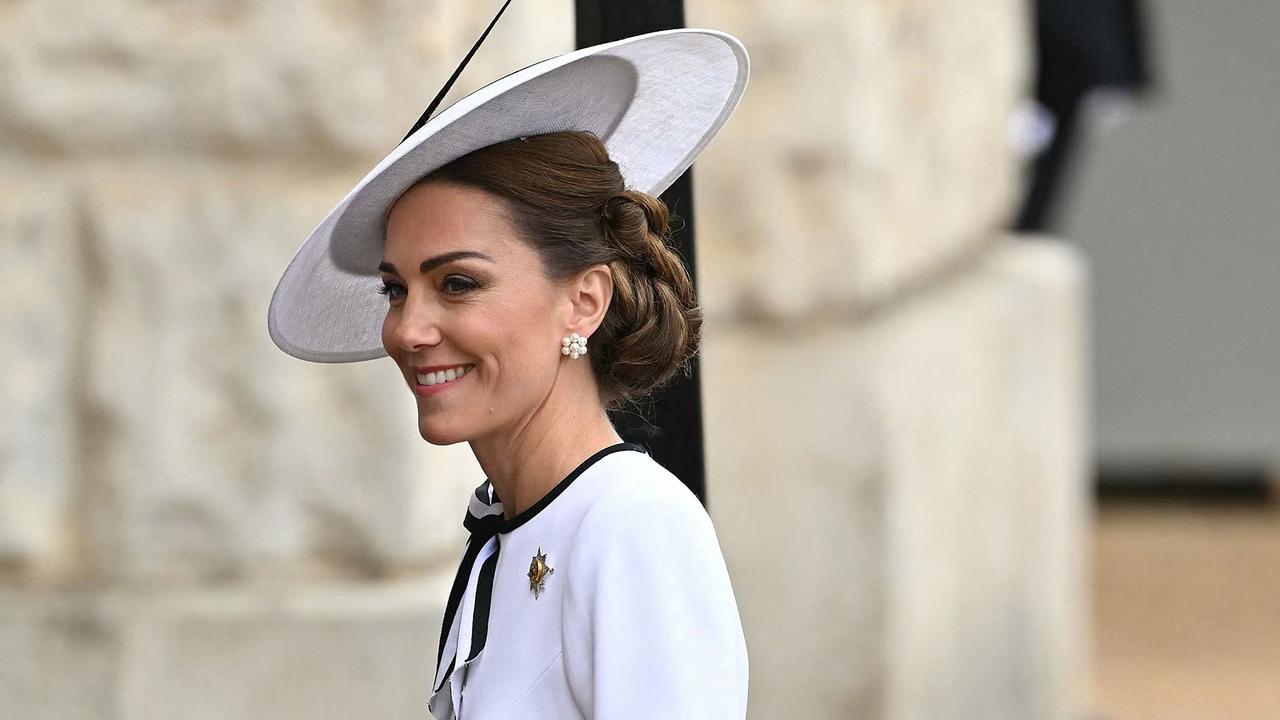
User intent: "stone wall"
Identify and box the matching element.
[689,0,1026,321]
[690,1,1090,718]
[0,1,1089,718]
[702,241,1089,719]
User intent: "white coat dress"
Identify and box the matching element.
[427,442,749,719]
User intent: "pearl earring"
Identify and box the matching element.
[561,332,588,359]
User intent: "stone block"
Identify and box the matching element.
[688,0,1030,321]
[118,579,449,720]
[0,577,450,720]
[0,592,120,718]
[704,239,1089,720]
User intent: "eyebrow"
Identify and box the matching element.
[378,250,495,276]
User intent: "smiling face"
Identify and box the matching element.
[380,181,575,445]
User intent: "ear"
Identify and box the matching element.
[563,263,614,337]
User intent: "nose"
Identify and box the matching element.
[385,297,444,353]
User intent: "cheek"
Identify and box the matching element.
[486,307,558,383]
[487,326,539,385]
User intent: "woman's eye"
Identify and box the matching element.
[378,276,477,301]
[443,276,479,295]
[377,279,407,302]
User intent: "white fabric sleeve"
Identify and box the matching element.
[561,484,749,719]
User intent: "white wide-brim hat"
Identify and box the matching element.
[267,28,749,363]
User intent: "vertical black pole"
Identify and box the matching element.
[576,0,706,506]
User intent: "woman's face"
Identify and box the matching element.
[380,181,572,445]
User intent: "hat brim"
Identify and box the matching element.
[267,28,749,363]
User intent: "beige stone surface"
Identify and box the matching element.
[0,577,449,720]
[0,590,119,718]
[0,177,81,578]
[688,0,1030,322]
[0,0,572,160]
[705,239,1089,720]
[879,239,1089,720]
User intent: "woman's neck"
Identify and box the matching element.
[468,380,624,521]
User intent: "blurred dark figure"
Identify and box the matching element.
[1015,0,1154,231]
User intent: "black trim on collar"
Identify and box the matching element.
[467,543,501,662]
[434,534,486,686]
[496,441,647,534]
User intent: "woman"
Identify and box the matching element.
[268,28,750,720]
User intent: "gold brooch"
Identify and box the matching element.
[528,547,554,599]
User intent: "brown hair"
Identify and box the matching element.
[420,130,702,410]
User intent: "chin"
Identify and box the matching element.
[416,416,470,446]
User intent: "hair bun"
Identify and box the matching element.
[604,192,668,237]
[602,191,671,275]
[596,186,700,406]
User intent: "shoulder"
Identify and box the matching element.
[562,449,732,594]
[569,449,715,546]
[558,449,749,718]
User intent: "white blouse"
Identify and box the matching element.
[428,442,749,719]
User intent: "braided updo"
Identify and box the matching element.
[419,131,702,410]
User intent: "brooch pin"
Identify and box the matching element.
[528,547,554,599]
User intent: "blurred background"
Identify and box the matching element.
[0,1,1276,719]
